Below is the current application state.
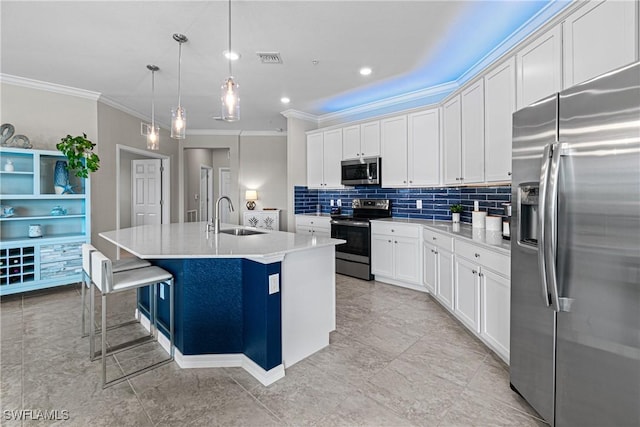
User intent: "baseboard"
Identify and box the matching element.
[373,276,429,293]
[135,310,285,386]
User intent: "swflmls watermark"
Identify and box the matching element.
[3,409,70,421]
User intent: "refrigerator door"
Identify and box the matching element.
[555,62,640,426]
[510,93,558,424]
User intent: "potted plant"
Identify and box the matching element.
[450,203,463,223]
[55,133,100,194]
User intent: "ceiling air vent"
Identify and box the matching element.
[257,52,282,64]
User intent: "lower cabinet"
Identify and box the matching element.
[454,255,481,333]
[480,268,510,360]
[424,242,454,310]
[371,222,422,288]
[294,215,331,238]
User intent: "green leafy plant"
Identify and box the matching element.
[450,203,464,214]
[56,133,100,178]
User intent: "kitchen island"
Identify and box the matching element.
[99,222,344,385]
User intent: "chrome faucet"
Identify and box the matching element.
[209,195,234,236]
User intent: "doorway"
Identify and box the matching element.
[132,159,162,226]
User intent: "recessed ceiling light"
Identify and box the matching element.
[224,50,240,60]
[359,67,372,76]
[281,97,290,104]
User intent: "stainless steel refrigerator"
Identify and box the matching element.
[510,61,640,427]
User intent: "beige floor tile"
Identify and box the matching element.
[188,391,281,426]
[316,389,415,427]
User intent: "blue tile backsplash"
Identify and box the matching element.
[294,185,511,223]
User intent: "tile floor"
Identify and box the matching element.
[0,274,546,426]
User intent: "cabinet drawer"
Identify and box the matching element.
[423,228,454,251]
[455,239,510,277]
[295,215,330,230]
[371,222,420,238]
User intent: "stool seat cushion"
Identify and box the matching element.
[112,257,151,273]
[111,266,173,293]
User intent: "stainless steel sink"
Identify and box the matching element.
[219,228,265,236]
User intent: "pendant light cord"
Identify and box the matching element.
[177,42,182,107]
[151,69,155,128]
[228,0,232,76]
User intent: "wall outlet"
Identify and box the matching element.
[416,200,422,209]
[268,274,280,294]
[337,199,342,207]
[160,283,165,300]
[330,200,334,206]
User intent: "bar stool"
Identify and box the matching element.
[90,250,174,388]
[81,244,150,342]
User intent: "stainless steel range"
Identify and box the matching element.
[330,199,391,280]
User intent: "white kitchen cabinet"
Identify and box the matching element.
[423,228,454,301]
[563,0,638,88]
[306,130,343,189]
[380,115,408,187]
[484,57,516,182]
[454,255,481,333]
[371,222,422,288]
[423,241,437,295]
[442,95,462,185]
[461,79,485,184]
[408,108,440,187]
[481,268,510,362]
[516,25,562,109]
[343,121,381,160]
[295,215,331,238]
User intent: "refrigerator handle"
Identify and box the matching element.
[537,143,552,307]
[545,143,561,312]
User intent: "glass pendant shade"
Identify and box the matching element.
[146,125,160,151]
[221,77,240,122]
[171,106,186,139]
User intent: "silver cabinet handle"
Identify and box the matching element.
[472,270,477,275]
[403,180,407,183]
[508,171,512,176]
[474,253,480,258]
[479,272,483,277]
[431,249,435,253]
[455,177,460,181]
[388,240,391,243]
[391,229,394,232]
[432,237,437,240]
[434,250,438,254]
[361,152,364,156]
[409,180,413,183]
[394,241,398,244]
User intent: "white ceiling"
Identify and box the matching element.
[1,1,562,132]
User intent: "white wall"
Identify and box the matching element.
[184,148,213,214]
[238,135,287,230]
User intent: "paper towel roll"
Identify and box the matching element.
[485,216,502,231]
[472,211,487,228]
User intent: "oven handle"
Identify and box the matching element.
[330,220,370,228]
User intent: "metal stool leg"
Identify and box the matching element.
[101,292,108,387]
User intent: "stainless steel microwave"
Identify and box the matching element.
[341,157,381,186]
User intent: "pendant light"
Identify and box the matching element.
[171,33,188,139]
[221,0,239,121]
[146,65,160,151]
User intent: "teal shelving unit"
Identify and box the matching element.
[0,147,91,295]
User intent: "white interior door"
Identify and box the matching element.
[199,166,213,222]
[219,167,231,223]
[132,159,162,226]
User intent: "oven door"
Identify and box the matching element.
[330,220,370,263]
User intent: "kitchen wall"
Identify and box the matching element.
[238,135,287,230]
[295,185,511,223]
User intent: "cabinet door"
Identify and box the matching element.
[408,108,440,187]
[481,269,510,362]
[423,243,437,295]
[461,80,485,184]
[454,256,481,333]
[516,26,562,109]
[342,125,361,160]
[381,115,408,187]
[442,96,462,185]
[393,236,421,285]
[306,133,324,189]
[436,249,454,311]
[371,234,394,278]
[484,57,516,182]
[312,228,331,238]
[360,121,380,158]
[563,0,637,88]
[323,129,343,189]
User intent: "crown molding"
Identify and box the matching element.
[240,130,287,137]
[0,74,101,101]
[187,129,242,136]
[280,109,319,123]
[98,95,154,124]
[316,80,458,126]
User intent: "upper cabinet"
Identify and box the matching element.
[460,79,485,184]
[408,108,440,187]
[516,25,562,109]
[380,115,408,186]
[563,0,638,88]
[306,129,343,189]
[442,95,462,185]
[342,120,380,160]
[484,57,516,182]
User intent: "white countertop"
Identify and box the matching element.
[99,222,345,262]
[371,218,511,254]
